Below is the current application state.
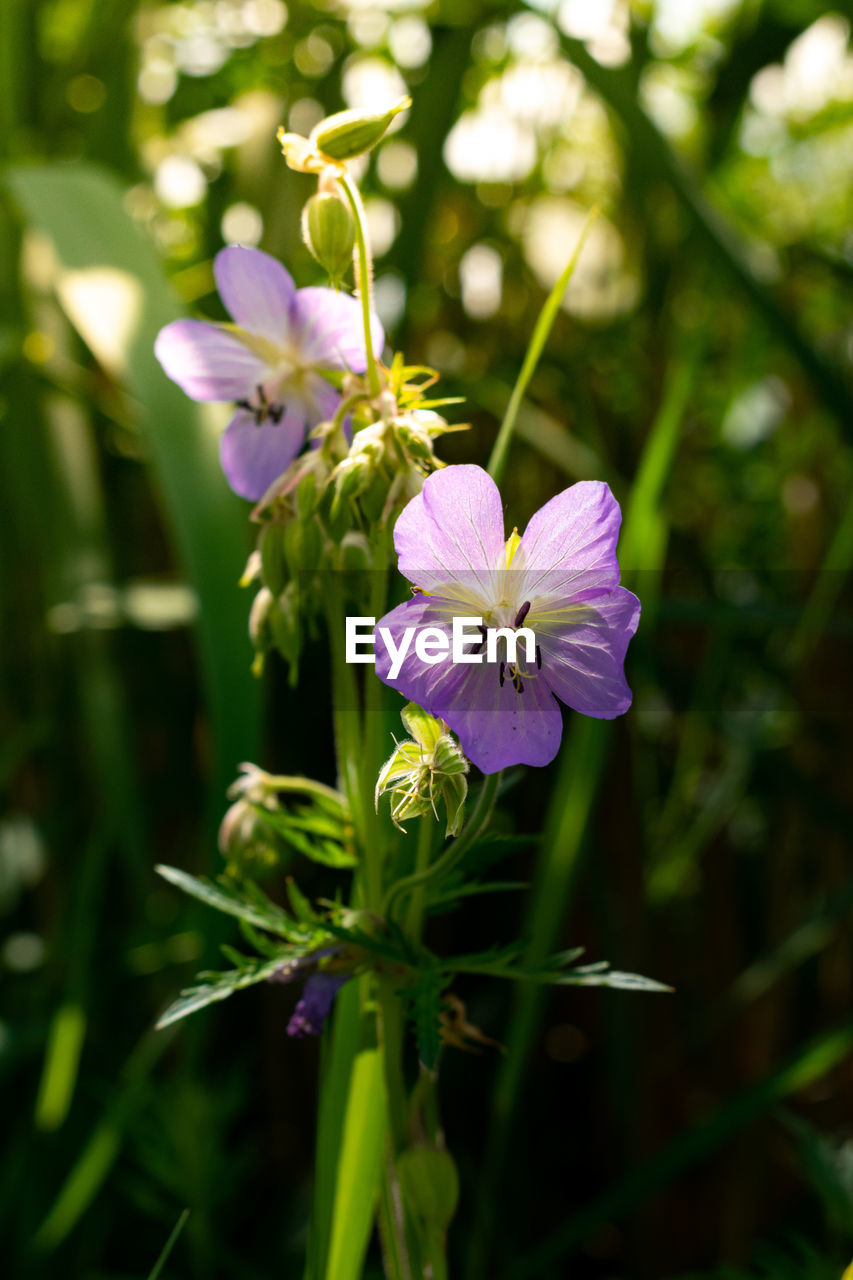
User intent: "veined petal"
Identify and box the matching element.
[220,407,306,501]
[440,662,563,773]
[154,319,268,401]
[518,481,623,601]
[214,246,295,345]
[290,371,339,427]
[394,465,507,600]
[374,596,563,773]
[291,287,384,371]
[539,585,640,718]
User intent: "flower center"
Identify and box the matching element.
[468,599,543,695]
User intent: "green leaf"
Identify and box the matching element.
[407,968,446,1071]
[155,864,306,940]
[323,1018,387,1280]
[254,805,357,868]
[155,952,295,1029]
[5,162,262,814]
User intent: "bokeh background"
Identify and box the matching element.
[2,0,852,1277]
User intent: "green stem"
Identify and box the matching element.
[262,775,346,806]
[486,207,598,486]
[404,817,435,940]
[383,772,501,923]
[341,171,381,399]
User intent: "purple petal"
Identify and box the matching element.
[287,973,348,1038]
[393,465,507,597]
[539,586,640,718]
[290,371,340,428]
[154,319,267,402]
[518,481,623,600]
[374,597,563,772]
[291,287,384,371]
[220,407,306,501]
[214,246,295,344]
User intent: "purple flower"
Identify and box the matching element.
[154,246,383,501]
[374,465,640,773]
[287,973,348,1038]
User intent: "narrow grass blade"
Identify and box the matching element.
[487,207,598,485]
[147,1208,191,1280]
[507,1023,853,1278]
[6,162,262,810]
[34,1002,87,1132]
[557,36,851,431]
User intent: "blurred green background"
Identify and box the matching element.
[1,0,852,1277]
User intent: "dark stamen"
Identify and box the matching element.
[536,644,542,670]
[499,661,505,688]
[514,600,531,628]
[236,398,252,411]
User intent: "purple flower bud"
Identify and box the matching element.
[287,973,348,1038]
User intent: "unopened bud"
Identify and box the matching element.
[338,531,373,573]
[398,1146,459,1230]
[310,97,411,162]
[302,193,355,284]
[259,522,288,596]
[375,703,469,836]
[330,455,372,519]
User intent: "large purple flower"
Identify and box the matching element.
[154,246,384,500]
[374,465,640,773]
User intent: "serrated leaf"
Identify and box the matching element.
[556,969,673,993]
[155,864,303,939]
[155,953,292,1029]
[407,968,446,1070]
[253,805,357,868]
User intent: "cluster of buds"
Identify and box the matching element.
[238,95,468,679]
[218,763,289,871]
[376,703,469,837]
[245,372,465,677]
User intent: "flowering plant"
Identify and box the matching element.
[152,95,666,1278]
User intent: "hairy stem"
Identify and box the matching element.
[341,171,381,400]
[383,772,502,923]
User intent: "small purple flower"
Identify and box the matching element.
[154,246,383,501]
[374,465,640,773]
[287,972,348,1038]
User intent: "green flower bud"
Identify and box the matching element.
[259,522,288,596]
[375,704,469,836]
[310,97,411,162]
[301,192,355,284]
[338,531,373,573]
[397,1146,459,1230]
[269,581,301,681]
[330,454,372,520]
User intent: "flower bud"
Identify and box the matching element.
[310,97,411,161]
[249,586,275,675]
[330,454,372,520]
[270,581,301,679]
[259,522,288,596]
[398,1146,459,1230]
[301,193,355,284]
[338,531,373,573]
[375,703,469,836]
